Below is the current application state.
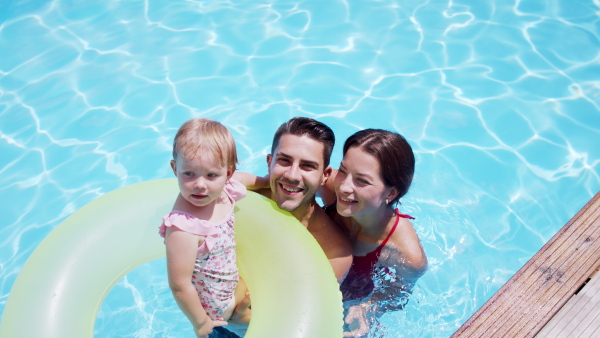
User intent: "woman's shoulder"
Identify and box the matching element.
[315,206,350,240]
[384,217,427,275]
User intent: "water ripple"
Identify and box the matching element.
[1,0,599,337]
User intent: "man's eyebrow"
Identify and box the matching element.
[300,159,320,168]
[275,152,291,159]
[277,152,320,168]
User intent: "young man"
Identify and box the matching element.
[222,117,353,336]
[260,117,353,281]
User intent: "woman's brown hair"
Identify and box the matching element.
[343,129,414,204]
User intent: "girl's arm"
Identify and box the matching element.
[232,172,269,190]
[164,227,226,337]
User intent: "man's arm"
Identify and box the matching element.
[323,238,353,283]
[232,172,269,190]
[312,208,353,282]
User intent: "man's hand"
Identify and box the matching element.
[225,292,251,335]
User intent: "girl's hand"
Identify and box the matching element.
[194,317,227,338]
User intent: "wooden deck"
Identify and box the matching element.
[537,267,600,337]
[451,191,600,338]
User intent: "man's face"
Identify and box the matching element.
[267,134,330,214]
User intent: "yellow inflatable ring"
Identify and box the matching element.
[0,178,343,337]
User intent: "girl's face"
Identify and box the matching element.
[171,150,233,208]
[334,146,397,217]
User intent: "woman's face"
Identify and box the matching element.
[334,146,397,217]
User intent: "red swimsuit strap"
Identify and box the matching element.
[340,209,415,301]
[375,209,402,252]
[375,209,415,253]
[326,204,414,260]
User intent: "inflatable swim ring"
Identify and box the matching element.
[0,178,343,337]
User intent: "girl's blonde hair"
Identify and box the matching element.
[172,118,238,171]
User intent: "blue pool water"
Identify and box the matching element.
[1,0,599,337]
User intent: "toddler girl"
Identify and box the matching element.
[159,118,246,337]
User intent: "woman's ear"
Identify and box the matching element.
[386,187,399,204]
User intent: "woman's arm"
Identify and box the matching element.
[369,225,427,312]
[164,227,226,337]
[341,267,421,337]
[384,218,428,281]
[343,222,427,336]
[342,303,373,337]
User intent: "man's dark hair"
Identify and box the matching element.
[271,117,335,168]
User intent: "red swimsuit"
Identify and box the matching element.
[328,207,414,302]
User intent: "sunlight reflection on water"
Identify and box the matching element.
[1,0,599,337]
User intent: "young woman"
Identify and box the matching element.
[321,129,427,337]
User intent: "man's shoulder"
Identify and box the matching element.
[310,206,351,248]
[308,204,353,281]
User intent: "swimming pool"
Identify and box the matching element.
[1,0,599,336]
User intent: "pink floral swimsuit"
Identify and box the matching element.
[159,179,246,321]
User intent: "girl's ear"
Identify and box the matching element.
[226,166,235,179]
[170,160,177,176]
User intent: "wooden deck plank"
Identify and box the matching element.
[577,274,600,337]
[537,269,600,337]
[451,192,600,338]
[574,270,600,337]
[581,319,600,338]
